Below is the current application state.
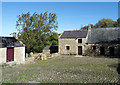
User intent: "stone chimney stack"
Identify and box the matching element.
[88,24,91,29]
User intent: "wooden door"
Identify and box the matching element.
[7,47,14,62]
[78,46,82,55]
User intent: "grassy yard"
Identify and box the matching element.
[2,55,120,83]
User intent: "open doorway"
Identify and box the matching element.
[100,47,105,55]
[109,47,114,56]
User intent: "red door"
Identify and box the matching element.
[7,47,14,62]
[78,46,82,55]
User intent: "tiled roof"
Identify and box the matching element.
[60,30,88,38]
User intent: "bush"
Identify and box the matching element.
[82,53,87,56]
[70,53,76,55]
[84,47,98,56]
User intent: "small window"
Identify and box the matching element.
[93,46,96,50]
[66,46,70,50]
[78,39,82,43]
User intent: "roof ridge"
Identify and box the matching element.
[0,35,13,37]
[60,30,88,38]
[64,30,87,32]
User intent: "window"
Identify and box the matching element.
[66,46,70,50]
[93,46,96,50]
[78,39,82,43]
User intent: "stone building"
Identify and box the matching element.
[86,28,120,56]
[59,30,88,55]
[0,35,25,64]
[59,28,120,56]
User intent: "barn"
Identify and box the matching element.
[0,35,25,64]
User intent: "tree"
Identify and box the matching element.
[16,12,58,53]
[90,24,94,28]
[113,21,118,27]
[81,18,117,29]
[96,18,115,28]
[50,32,58,46]
[10,32,17,38]
[117,18,120,27]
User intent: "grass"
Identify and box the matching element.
[2,55,120,83]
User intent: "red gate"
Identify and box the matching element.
[7,47,14,62]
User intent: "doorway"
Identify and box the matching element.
[78,46,82,55]
[109,47,114,56]
[7,47,14,62]
[100,47,105,55]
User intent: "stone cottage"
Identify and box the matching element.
[59,27,120,56]
[59,30,88,55]
[0,35,25,64]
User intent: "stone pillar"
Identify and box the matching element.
[30,52,33,57]
[106,47,109,56]
[114,46,118,56]
[96,46,100,56]
[41,53,47,60]
[26,53,29,58]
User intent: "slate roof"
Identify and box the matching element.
[60,30,88,38]
[0,36,24,48]
[87,28,120,44]
[43,46,50,50]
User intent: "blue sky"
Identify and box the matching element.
[2,2,118,35]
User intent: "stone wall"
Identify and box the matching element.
[59,38,87,55]
[86,44,120,56]
[43,49,50,57]
[14,47,25,64]
[59,36,120,56]
[0,48,6,64]
[0,47,25,64]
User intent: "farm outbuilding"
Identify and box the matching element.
[0,35,25,64]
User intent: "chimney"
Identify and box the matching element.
[88,24,91,29]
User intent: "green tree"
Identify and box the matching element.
[96,18,115,28]
[50,32,58,46]
[117,18,120,27]
[16,12,58,53]
[10,32,17,38]
[113,21,118,27]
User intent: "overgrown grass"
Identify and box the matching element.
[2,55,120,83]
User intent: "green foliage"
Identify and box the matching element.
[81,18,120,29]
[117,18,120,27]
[16,12,58,53]
[82,53,87,56]
[96,18,115,28]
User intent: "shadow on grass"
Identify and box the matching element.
[116,59,120,84]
